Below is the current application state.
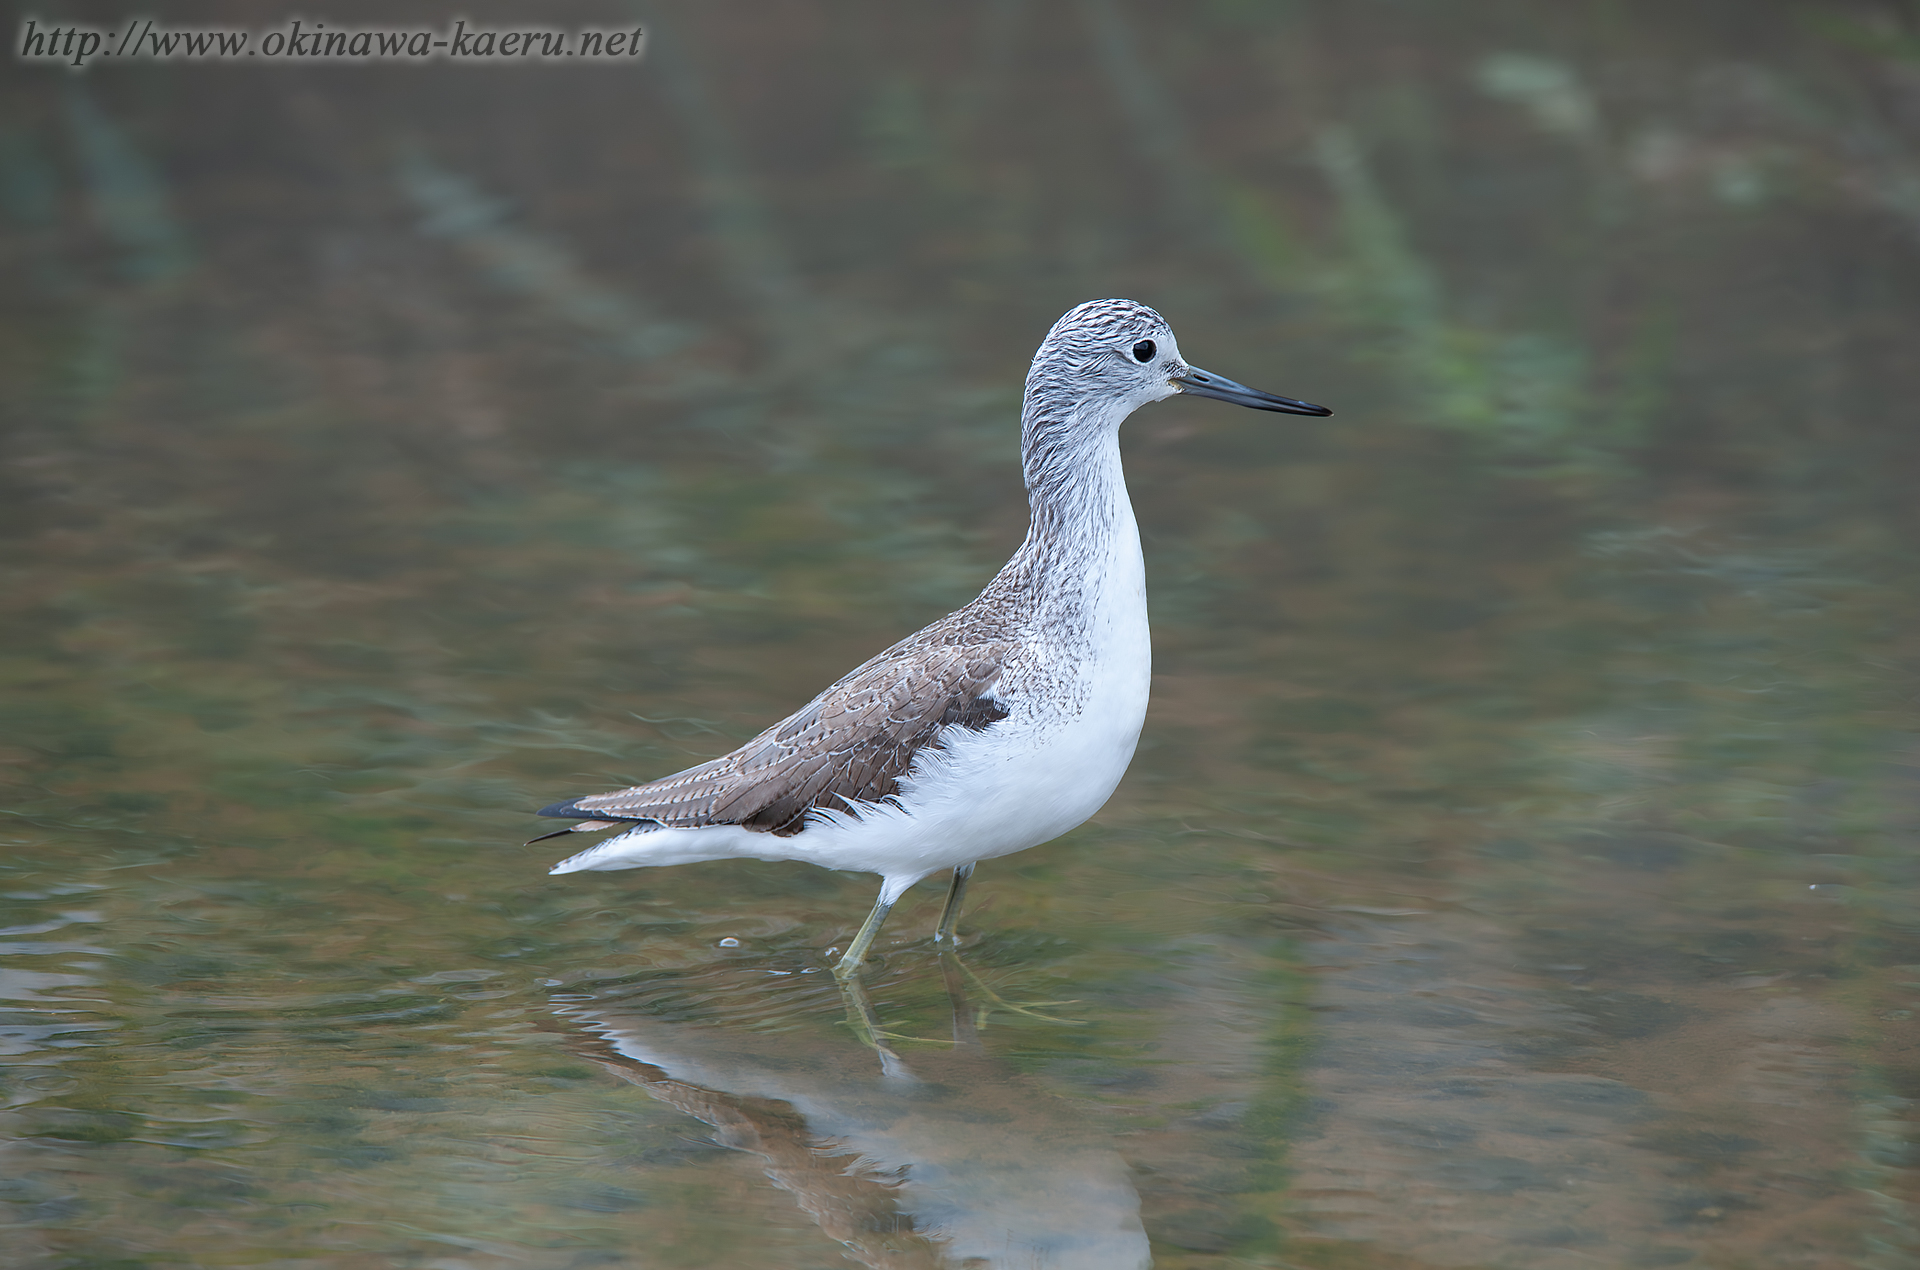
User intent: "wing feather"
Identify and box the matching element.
[541,634,1011,838]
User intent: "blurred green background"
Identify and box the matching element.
[3,1,1919,1266]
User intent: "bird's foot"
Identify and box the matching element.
[944,950,1084,1025]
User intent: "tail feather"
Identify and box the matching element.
[525,815,643,847]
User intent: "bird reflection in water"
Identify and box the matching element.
[564,956,1151,1269]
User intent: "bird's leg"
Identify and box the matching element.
[934,862,975,946]
[835,973,917,1080]
[833,892,895,978]
[938,950,982,1051]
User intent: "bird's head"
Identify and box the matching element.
[1025,299,1330,434]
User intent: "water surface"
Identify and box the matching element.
[3,2,1918,1266]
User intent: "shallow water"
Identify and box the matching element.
[4,3,1919,1266]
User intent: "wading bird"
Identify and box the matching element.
[535,299,1329,975]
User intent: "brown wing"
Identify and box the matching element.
[537,639,1010,838]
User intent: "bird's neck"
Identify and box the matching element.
[999,399,1143,621]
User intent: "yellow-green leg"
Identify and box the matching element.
[833,892,895,978]
[934,862,974,945]
[835,972,916,1080]
[938,949,981,1050]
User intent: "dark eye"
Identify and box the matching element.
[1131,339,1156,363]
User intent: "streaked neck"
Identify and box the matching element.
[1004,398,1140,614]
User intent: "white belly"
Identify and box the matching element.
[787,507,1153,892]
[800,648,1151,883]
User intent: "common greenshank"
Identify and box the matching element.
[535,299,1329,975]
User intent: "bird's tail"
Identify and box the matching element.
[524,819,624,846]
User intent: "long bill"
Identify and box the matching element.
[1173,367,1332,416]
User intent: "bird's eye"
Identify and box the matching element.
[1131,339,1156,363]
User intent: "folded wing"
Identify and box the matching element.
[538,639,1010,838]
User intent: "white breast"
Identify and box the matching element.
[781,471,1151,888]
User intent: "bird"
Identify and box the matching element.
[534,299,1330,976]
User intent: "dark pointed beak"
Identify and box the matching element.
[1173,367,1331,416]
